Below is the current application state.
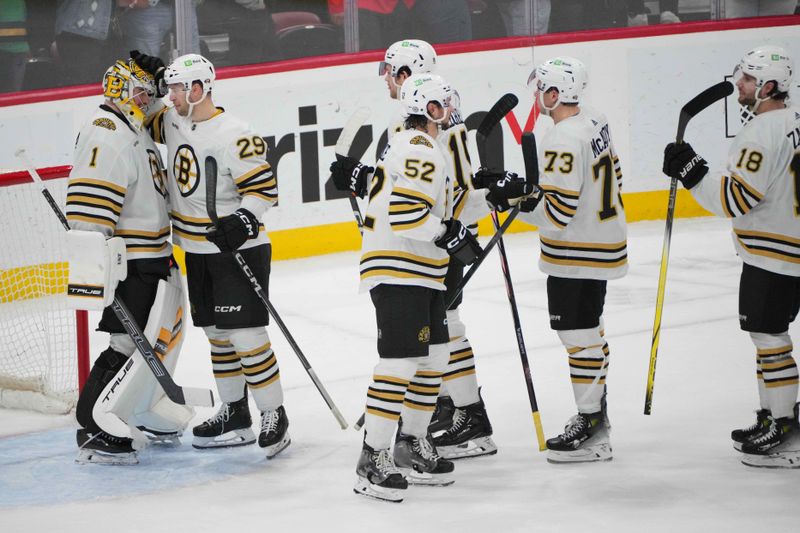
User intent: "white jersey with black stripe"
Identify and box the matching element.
[150,107,277,254]
[520,106,628,280]
[359,128,450,292]
[690,105,800,276]
[67,105,171,259]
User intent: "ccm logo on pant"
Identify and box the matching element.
[215,305,242,312]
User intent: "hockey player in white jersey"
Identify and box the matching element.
[68,57,192,464]
[486,57,626,463]
[663,45,800,468]
[330,39,499,459]
[138,52,290,459]
[353,73,482,502]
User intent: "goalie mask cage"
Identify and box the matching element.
[0,165,89,414]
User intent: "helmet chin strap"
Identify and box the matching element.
[182,88,209,125]
[538,90,560,117]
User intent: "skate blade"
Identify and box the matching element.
[353,476,404,502]
[192,428,256,449]
[741,450,800,469]
[263,434,291,459]
[436,436,498,460]
[398,468,454,486]
[546,443,612,464]
[76,449,138,466]
[733,441,744,452]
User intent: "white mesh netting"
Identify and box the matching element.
[0,177,79,413]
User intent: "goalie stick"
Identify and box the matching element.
[204,156,348,430]
[643,81,734,415]
[15,148,214,408]
[354,93,521,432]
[334,107,372,234]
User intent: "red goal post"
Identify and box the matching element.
[0,165,90,413]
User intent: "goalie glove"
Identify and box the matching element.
[484,171,538,212]
[206,208,260,252]
[329,156,372,198]
[435,219,482,266]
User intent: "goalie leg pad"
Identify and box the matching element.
[77,347,129,433]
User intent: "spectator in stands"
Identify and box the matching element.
[117,0,200,58]
[411,1,472,44]
[328,0,416,51]
[0,0,30,93]
[549,0,627,32]
[715,0,798,18]
[627,0,680,25]
[494,0,551,36]
[196,0,278,65]
[54,0,122,87]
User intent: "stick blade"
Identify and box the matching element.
[677,81,733,142]
[335,107,372,157]
[476,93,519,165]
[182,386,216,408]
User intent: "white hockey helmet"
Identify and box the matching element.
[379,39,437,78]
[400,73,453,123]
[163,54,216,96]
[102,58,157,131]
[734,45,794,95]
[527,56,588,109]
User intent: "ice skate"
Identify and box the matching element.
[258,405,291,459]
[546,411,612,464]
[741,404,800,469]
[192,397,255,449]
[394,433,455,486]
[76,429,138,465]
[731,408,771,451]
[354,443,408,502]
[138,426,182,447]
[433,395,497,460]
[427,395,455,435]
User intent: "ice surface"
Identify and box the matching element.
[1,218,797,532]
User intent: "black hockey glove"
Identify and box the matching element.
[130,49,166,97]
[471,168,506,190]
[485,171,538,212]
[330,156,372,198]
[206,208,260,252]
[435,219,482,266]
[662,142,708,189]
[518,191,543,213]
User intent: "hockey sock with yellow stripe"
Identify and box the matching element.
[364,358,416,449]
[204,326,246,403]
[442,309,480,407]
[557,327,609,413]
[400,343,449,437]
[751,332,798,419]
[229,327,283,411]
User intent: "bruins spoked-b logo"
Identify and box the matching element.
[173,144,200,197]
[147,149,167,199]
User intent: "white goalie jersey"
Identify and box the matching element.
[150,107,277,254]
[67,105,171,259]
[520,106,628,280]
[359,129,450,292]
[689,106,800,277]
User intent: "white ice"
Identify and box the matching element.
[1,217,797,532]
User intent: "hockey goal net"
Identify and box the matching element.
[0,166,89,413]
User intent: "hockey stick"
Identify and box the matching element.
[445,93,520,310]
[487,132,546,450]
[353,94,522,432]
[334,107,371,233]
[643,80,734,415]
[204,156,348,429]
[15,148,214,408]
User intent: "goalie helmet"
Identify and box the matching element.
[379,39,437,78]
[734,45,794,95]
[163,54,215,96]
[102,59,157,131]
[400,73,453,123]
[527,56,588,106]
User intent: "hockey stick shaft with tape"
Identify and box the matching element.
[15,148,214,408]
[205,157,348,429]
[335,107,371,234]
[644,81,734,415]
